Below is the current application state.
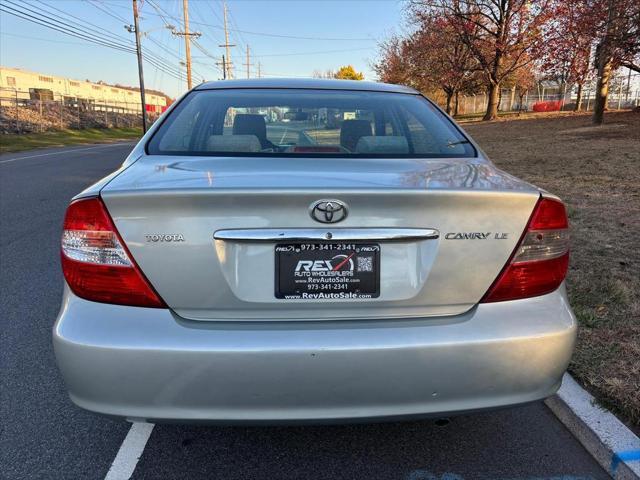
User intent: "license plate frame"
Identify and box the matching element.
[275,242,380,300]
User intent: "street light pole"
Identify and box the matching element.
[131,0,147,132]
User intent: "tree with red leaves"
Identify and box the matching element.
[412,0,554,121]
[373,36,413,87]
[538,1,594,111]
[374,13,481,116]
[407,13,482,115]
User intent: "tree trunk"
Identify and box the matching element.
[483,83,500,121]
[574,83,583,111]
[517,93,526,116]
[445,91,453,115]
[454,91,460,117]
[593,0,617,125]
[593,54,613,124]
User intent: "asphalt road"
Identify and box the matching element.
[0,143,609,480]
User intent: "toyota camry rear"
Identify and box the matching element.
[53,79,576,423]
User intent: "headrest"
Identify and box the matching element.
[206,135,261,153]
[340,120,372,151]
[233,114,267,140]
[355,136,409,154]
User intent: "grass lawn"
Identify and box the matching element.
[456,109,609,123]
[464,110,640,426]
[0,127,142,154]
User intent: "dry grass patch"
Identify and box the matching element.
[464,110,640,425]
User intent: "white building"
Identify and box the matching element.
[0,66,169,113]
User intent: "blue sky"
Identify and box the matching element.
[0,0,405,98]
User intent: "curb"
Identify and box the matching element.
[545,373,640,479]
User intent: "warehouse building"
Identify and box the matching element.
[0,66,169,113]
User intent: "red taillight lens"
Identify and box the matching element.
[61,197,165,308]
[481,197,570,303]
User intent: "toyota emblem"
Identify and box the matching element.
[310,199,348,224]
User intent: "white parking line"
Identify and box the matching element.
[0,142,134,164]
[104,422,155,480]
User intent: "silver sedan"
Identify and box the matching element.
[53,79,575,423]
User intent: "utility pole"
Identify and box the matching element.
[216,55,227,80]
[129,0,147,132]
[182,0,192,89]
[219,2,235,79]
[243,45,253,79]
[171,1,201,90]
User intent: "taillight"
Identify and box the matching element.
[61,197,165,308]
[481,197,570,303]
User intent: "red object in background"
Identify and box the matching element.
[145,104,170,113]
[532,101,563,112]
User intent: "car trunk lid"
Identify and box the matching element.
[100,155,540,320]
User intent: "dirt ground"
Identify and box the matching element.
[464,110,640,426]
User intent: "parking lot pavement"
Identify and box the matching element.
[0,143,609,479]
[133,404,611,480]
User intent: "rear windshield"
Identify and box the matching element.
[147,88,475,158]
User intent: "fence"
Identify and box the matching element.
[447,73,640,117]
[0,87,163,134]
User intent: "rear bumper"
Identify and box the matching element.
[53,286,576,424]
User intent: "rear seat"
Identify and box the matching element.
[206,135,262,153]
[233,114,271,149]
[355,136,409,154]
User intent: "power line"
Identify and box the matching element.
[143,0,178,27]
[9,0,180,76]
[0,1,186,81]
[143,0,202,78]
[100,0,375,41]
[87,0,130,24]
[190,45,374,60]
[191,40,224,73]
[145,0,208,83]
[189,0,224,44]
[21,0,186,79]
[0,31,91,46]
[29,0,132,46]
[252,47,374,58]
[1,2,133,53]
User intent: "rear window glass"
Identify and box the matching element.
[147,89,475,158]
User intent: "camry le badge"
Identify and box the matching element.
[310,199,348,224]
